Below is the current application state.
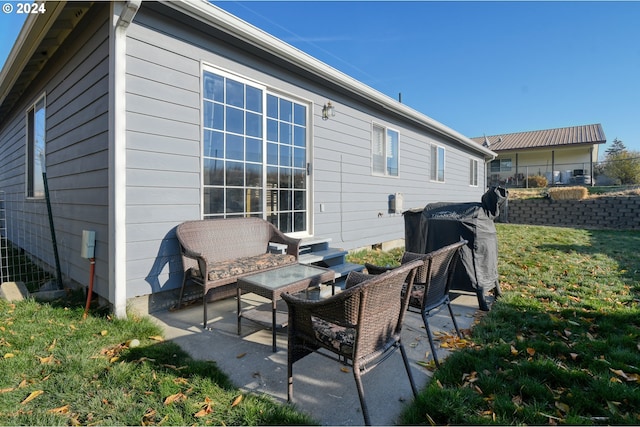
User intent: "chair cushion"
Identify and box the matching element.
[407,284,425,308]
[192,253,297,281]
[312,317,355,355]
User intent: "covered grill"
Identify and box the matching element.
[403,187,508,310]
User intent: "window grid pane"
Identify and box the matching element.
[203,71,307,233]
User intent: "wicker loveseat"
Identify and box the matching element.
[176,218,301,328]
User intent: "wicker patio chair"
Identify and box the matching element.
[365,240,468,367]
[281,259,423,426]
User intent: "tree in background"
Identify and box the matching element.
[603,138,640,185]
[605,138,626,156]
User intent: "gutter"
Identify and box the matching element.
[166,0,496,160]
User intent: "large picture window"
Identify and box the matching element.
[26,95,46,198]
[372,124,399,176]
[431,145,445,182]
[202,69,308,234]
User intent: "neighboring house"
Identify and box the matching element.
[0,1,495,317]
[472,124,606,187]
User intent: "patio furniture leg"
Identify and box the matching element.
[287,343,294,403]
[177,273,187,309]
[203,290,208,329]
[353,364,371,426]
[447,299,463,338]
[399,342,418,397]
[237,287,242,336]
[271,301,277,352]
[423,313,441,368]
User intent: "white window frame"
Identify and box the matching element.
[430,144,445,182]
[469,158,479,187]
[200,64,313,237]
[26,94,46,199]
[371,123,399,177]
[490,158,512,172]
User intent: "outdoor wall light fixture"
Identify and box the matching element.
[321,101,335,120]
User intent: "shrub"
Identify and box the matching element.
[526,175,547,188]
[547,186,588,200]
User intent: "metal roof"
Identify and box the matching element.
[471,124,606,152]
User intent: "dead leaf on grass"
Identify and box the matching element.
[194,397,214,418]
[38,355,55,364]
[555,401,570,413]
[231,395,243,408]
[21,390,44,405]
[48,404,70,414]
[164,392,187,405]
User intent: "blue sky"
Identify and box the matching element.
[2,1,639,156]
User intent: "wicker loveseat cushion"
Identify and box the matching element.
[406,283,425,308]
[190,253,297,281]
[312,317,355,355]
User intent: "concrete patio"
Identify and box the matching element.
[149,287,486,426]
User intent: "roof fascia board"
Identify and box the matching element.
[165,0,495,159]
[492,141,605,154]
[0,1,67,109]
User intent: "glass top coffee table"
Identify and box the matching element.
[237,264,336,352]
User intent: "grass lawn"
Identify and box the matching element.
[0,292,315,425]
[1,223,638,425]
[398,224,640,425]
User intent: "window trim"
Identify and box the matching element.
[430,144,445,183]
[469,158,479,187]
[25,93,46,199]
[371,122,400,177]
[200,63,313,237]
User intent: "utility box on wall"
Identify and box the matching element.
[81,230,96,259]
[389,193,403,214]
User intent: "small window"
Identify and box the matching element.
[26,95,46,198]
[372,124,399,177]
[469,159,479,186]
[490,158,512,172]
[431,145,445,182]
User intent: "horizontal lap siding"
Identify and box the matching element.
[124,12,202,298]
[313,106,485,249]
[123,3,487,298]
[43,5,111,295]
[0,4,111,294]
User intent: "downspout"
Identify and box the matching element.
[589,146,595,186]
[108,0,140,319]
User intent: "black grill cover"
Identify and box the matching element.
[403,187,508,310]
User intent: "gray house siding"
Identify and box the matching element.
[120,3,487,299]
[0,3,110,293]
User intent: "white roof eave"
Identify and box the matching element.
[166,0,496,160]
[0,1,67,111]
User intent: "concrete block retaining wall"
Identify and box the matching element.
[505,197,640,230]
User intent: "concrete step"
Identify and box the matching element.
[328,262,364,278]
[298,248,347,265]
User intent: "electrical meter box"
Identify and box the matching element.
[81,230,96,259]
[390,193,403,213]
